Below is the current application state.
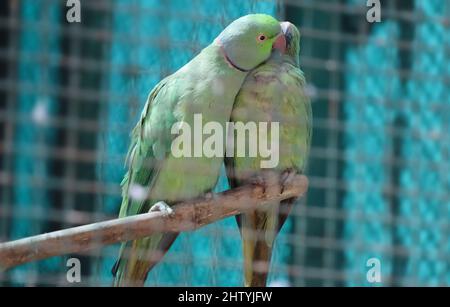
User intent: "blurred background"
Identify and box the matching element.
[0,0,449,286]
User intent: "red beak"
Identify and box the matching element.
[272,33,286,54]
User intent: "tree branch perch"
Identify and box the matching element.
[0,174,308,271]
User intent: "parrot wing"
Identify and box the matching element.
[119,76,172,218]
[112,74,184,285]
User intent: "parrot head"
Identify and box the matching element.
[280,21,300,65]
[216,14,285,71]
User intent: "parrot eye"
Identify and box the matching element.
[257,34,267,42]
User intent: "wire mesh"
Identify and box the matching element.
[0,0,449,286]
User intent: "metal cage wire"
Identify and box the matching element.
[0,0,449,286]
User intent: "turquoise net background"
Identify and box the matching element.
[0,0,448,286]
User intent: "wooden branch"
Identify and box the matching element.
[0,174,308,271]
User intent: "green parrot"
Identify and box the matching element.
[112,14,286,286]
[226,22,312,287]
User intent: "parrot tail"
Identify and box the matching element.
[112,233,178,287]
[240,201,279,287]
[239,199,296,287]
[244,236,273,287]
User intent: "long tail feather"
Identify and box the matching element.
[112,233,178,287]
[240,198,296,287]
[241,201,279,287]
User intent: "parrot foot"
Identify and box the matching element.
[280,169,298,194]
[149,201,174,217]
[250,176,267,193]
[250,171,280,197]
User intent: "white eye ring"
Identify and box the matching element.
[257,34,267,42]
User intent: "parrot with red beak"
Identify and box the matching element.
[112,14,286,287]
[227,22,312,287]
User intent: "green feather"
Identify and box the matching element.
[228,23,312,287]
[113,14,283,286]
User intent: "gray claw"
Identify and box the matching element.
[280,169,297,194]
[204,192,213,200]
[149,201,174,217]
[250,176,266,194]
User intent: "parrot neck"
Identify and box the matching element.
[285,54,299,67]
[214,38,250,73]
